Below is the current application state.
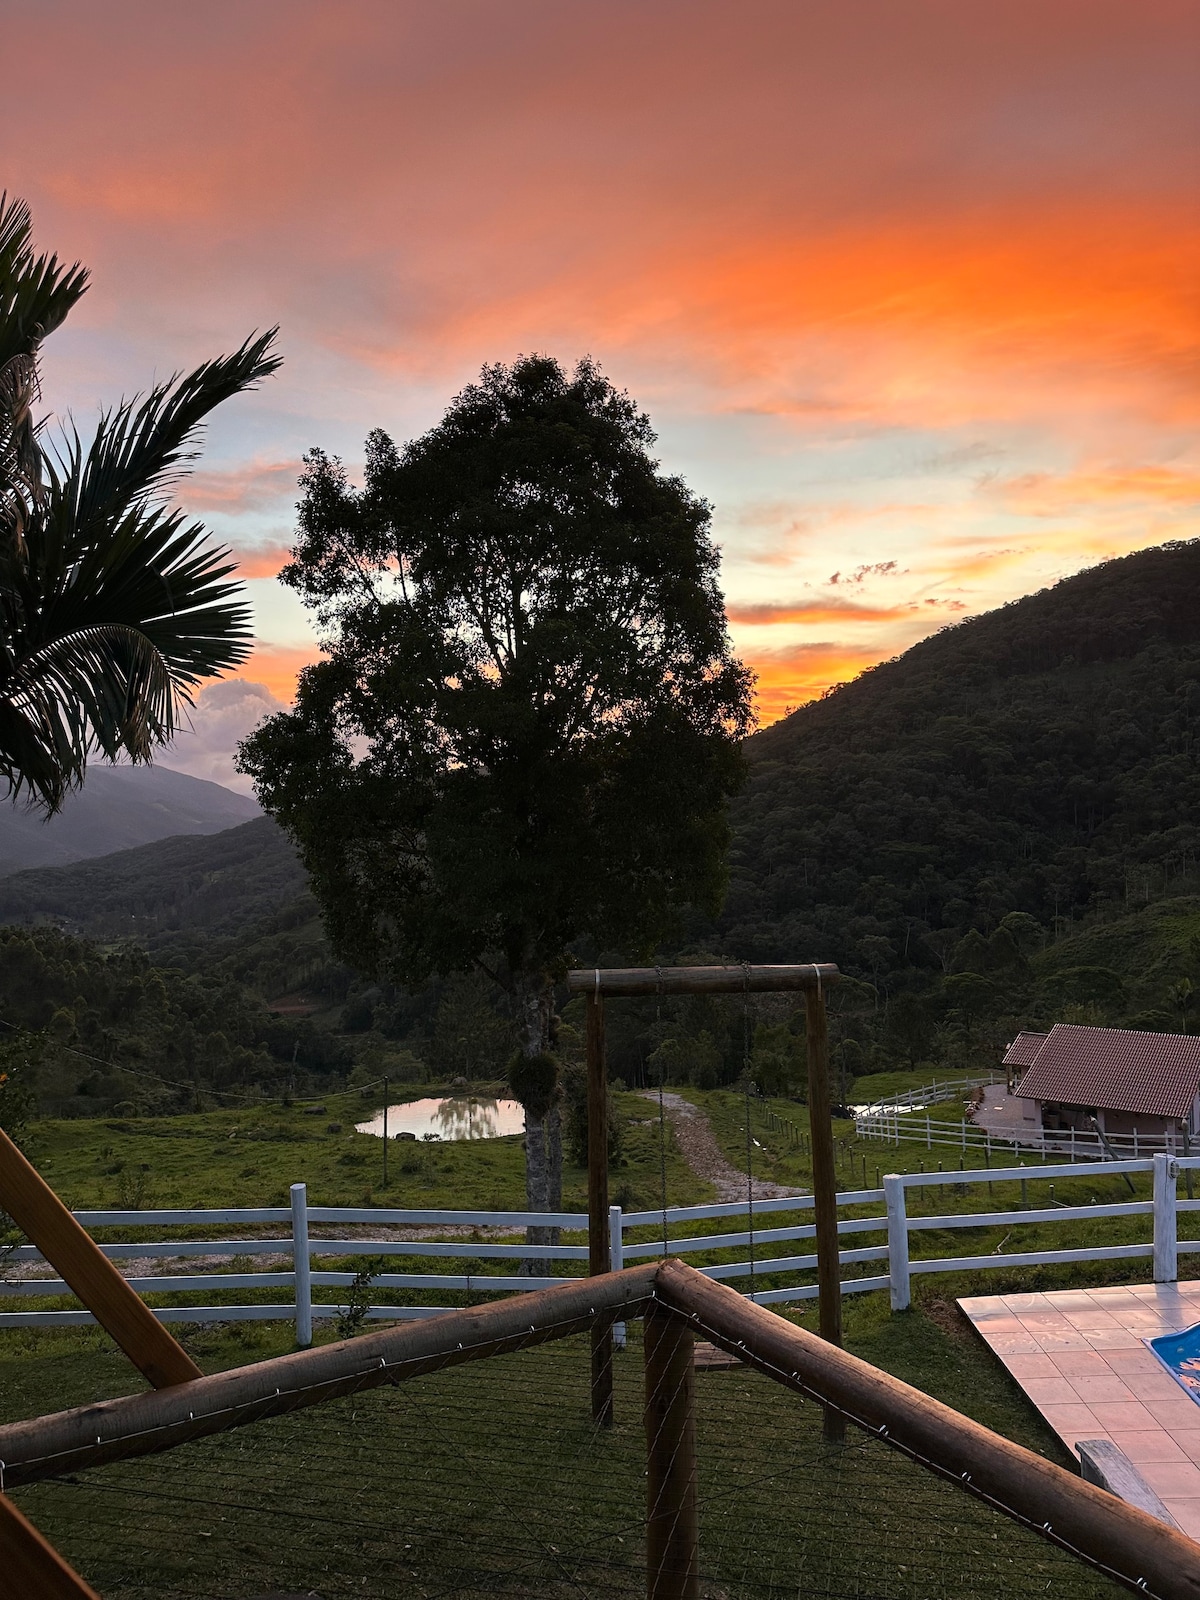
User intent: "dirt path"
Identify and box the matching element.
[638,1090,805,1202]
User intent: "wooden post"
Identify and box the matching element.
[0,1493,102,1599]
[0,1128,201,1389]
[587,990,614,1426]
[381,1076,389,1189]
[804,983,844,1443]
[644,1306,699,1600]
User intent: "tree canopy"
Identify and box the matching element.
[240,356,753,997]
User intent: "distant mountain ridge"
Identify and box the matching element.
[0,765,260,876]
[0,814,307,942]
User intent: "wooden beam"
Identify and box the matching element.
[0,1262,662,1487]
[566,964,839,997]
[0,1493,102,1599]
[0,1128,202,1390]
[804,983,844,1442]
[654,1262,1200,1600]
[586,991,614,1426]
[644,1304,699,1600]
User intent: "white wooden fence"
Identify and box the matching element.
[852,1073,1002,1114]
[854,1105,1181,1162]
[4,1158,1200,1339]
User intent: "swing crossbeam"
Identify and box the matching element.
[569,962,843,1432]
[566,964,840,997]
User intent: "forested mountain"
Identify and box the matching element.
[6,538,1200,1115]
[723,539,1200,977]
[0,815,307,941]
[0,765,259,876]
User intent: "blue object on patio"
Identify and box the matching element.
[1147,1323,1200,1403]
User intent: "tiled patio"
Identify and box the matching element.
[958,1281,1200,1539]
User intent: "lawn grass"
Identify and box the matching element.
[18,1085,707,1214]
[2,1311,1125,1599]
[0,1086,1169,1596]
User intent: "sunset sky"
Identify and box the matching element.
[5,0,1198,786]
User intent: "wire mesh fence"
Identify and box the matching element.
[9,1326,1129,1600]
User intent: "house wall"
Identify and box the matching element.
[1098,1107,1177,1140]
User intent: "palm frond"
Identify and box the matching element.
[0,197,280,811]
[50,329,282,531]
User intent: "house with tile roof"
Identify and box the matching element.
[1008,1023,1200,1148]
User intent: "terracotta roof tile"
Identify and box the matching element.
[1014,1024,1200,1119]
[1003,1031,1048,1067]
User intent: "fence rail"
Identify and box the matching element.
[854,1104,1181,1161]
[6,1155,1200,1337]
[852,1073,1003,1114]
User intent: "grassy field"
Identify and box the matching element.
[19,1084,706,1213]
[4,1315,1126,1599]
[0,1087,1179,1595]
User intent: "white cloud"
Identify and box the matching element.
[164,679,288,794]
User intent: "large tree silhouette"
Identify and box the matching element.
[239,356,753,1241]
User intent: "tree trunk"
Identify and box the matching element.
[514,968,562,1271]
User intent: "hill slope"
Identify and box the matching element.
[722,538,1200,984]
[0,765,259,875]
[0,815,308,942]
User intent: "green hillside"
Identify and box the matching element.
[0,815,308,943]
[723,539,1200,977]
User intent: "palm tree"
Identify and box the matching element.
[0,193,280,811]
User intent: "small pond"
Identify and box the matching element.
[355,1096,526,1142]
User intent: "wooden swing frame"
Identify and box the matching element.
[565,963,842,1427]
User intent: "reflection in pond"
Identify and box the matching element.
[355,1096,526,1141]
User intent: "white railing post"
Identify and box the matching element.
[884,1174,910,1311]
[926,1113,931,1150]
[609,1204,626,1349]
[1153,1153,1178,1284]
[291,1181,313,1347]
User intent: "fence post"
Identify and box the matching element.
[644,1305,700,1600]
[884,1174,910,1312]
[610,1204,626,1350]
[291,1182,312,1349]
[587,991,614,1427]
[925,1112,931,1150]
[1153,1153,1178,1284]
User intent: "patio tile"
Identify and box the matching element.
[1106,1431,1188,1464]
[1121,1371,1192,1403]
[1082,1329,1143,1350]
[1069,1376,1138,1405]
[1144,1398,1200,1430]
[1048,1351,1110,1377]
[1001,1353,1060,1379]
[1022,1378,1088,1407]
[1165,1431,1200,1464]
[1104,1347,1162,1372]
[1163,1498,1200,1539]
[1036,1331,1094,1350]
[1136,1461,1200,1499]
[1087,1401,1162,1432]
[1038,1404,1104,1443]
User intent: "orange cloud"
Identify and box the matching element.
[996,465,1200,517]
[235,645,317,705]
[728,599,903,626]
[182,460,302,515]
[744,642,889,723]
[232,543,293,579]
